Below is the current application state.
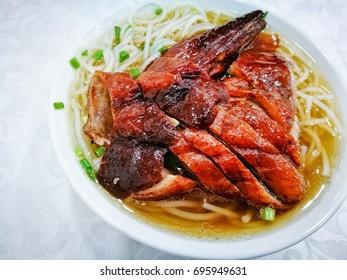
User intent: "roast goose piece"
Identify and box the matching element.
[82,11,306,209]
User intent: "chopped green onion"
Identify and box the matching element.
[69,57,80,69]
[259,207,276,221]
[74,147,83,157]
[125,24,132,31]
[262,11,269,20]
[95,146,106,157]
[79,158,97,182]
[81,50,88,56]
[53,102,64,110]
[119,50,130,62]
[92,49,104,60]
[138,44,145,51]
[82,115,88,125]
[80,158,92,170]
[114,26,121,45]
[159,45,168,54]
[130,68,141,79]
[155,8,163,16]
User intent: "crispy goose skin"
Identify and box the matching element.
[223,98,301,165]
[183,128,284,208]
[170,137,240,199]
[239,149,305,203]
[209,106,305,203]
[229,51,295,129]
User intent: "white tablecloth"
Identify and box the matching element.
[1,0,346,259]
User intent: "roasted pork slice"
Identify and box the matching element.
[223,98,300,165]
[228,50,295,129]
[182,128,284,208]
[209,106,305,203]
[170,137,240,200]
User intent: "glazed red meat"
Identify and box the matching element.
[229,51,295,129]
[82,11,306,209]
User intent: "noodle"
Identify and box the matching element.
[68,3,342,237]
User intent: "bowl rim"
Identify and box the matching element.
[49,0,347,259]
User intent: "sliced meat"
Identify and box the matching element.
[248,33,280,52]
[99,72,142,111]
[97,138,167,198]
[182,128,284,208]
[209,106,279,154]
[138,58,201,99]
[137,10,267,129]
[223,98,300,165]
[229,50,295,129]
[82,13,306,208]
[132,174,196,200]
[170,136,240,200]
[113,101,179,145]
[155,78,227,128]
[209,106,305,203]
[83,73,114,146]
[83,72,142,146]
[156,10,266,77]
[239,149,305,203]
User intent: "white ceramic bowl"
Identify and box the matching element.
[49,0,347,259]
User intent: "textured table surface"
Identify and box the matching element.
[0,0,346,259]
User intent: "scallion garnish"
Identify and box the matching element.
[125,25,132,31]
[74,147,83,157]
[92,49,104,60]
[159,45,168,54]
[95,146,106,157]
[155,8,163,16]
[138,44,145,51]
[259,206,275,221]
[119,50,130,62]
[114,26,121,45]
[262,11,269,20]
[82,115,88,125]
[81,50,88,56]
[79,158,97,182]
[130,68,141,79]
[69,57,80,69]
[53,102,65,110]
